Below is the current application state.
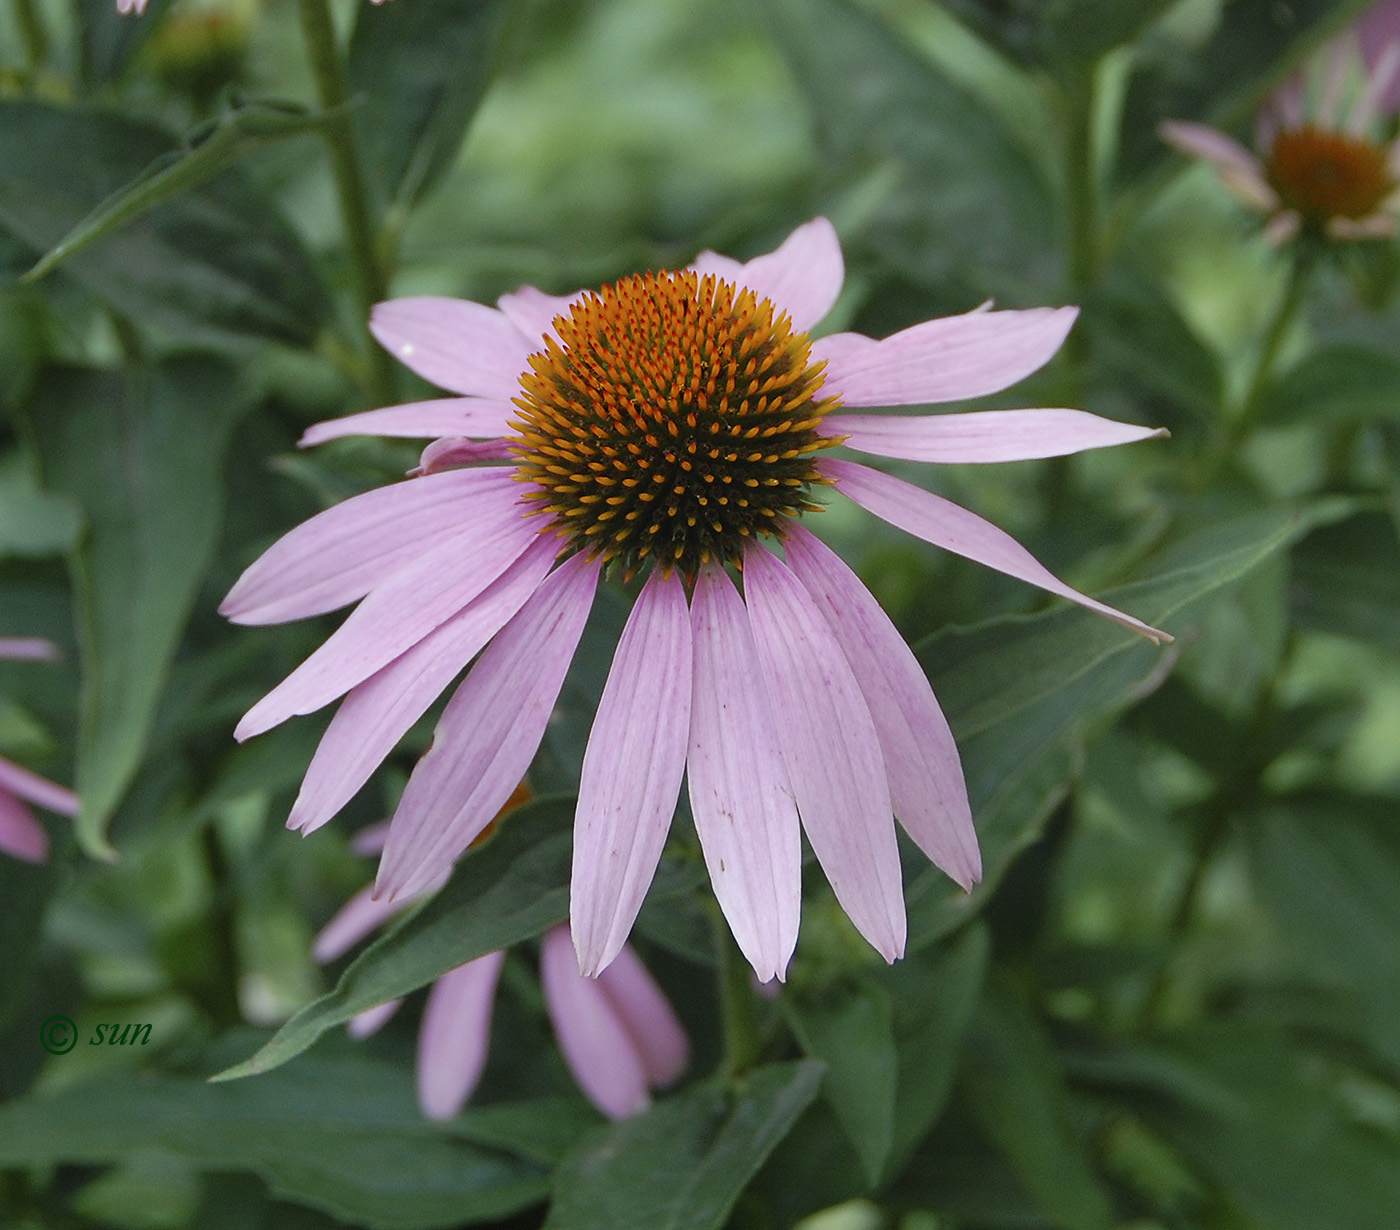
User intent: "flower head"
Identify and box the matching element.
[315,821,688,1121]
[225,218,1167,983]
[1162,6,1400,243]
[0,638,79,864]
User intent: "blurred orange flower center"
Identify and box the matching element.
[509,270,841,579]
[1266,127,1394,222]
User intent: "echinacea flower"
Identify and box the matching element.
[224,217,1167,983]
[1161,6,1400,243]
[0,638,79,864]
[315,822,688,1120]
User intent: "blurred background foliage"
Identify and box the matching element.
[3,0,1400,1227]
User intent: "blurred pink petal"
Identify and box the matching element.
[0,756,80,816]
[595,942,690,1086]
[417,951,508,1120]
[783,528,979,889]
[0,790,48,863]
[822,459,1169,644]
[348,999,403,1038]
[815,306,1078,407]
[826,408,1167,464]
[743,544,905,963]
[0,637,60,662]
[572,569,692,977]
[687,561,800,983]
[300,399,517,448]
[370,299,533,399]
[377,553,600,902]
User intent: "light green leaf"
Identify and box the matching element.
[544,1061,823,1230]
[347,0,516,217]
[0,454,82,560]
[1259,346,1400,427]
[0,1055,547,1230]
[29,359,250,858]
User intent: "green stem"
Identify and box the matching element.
[714,909,762,1079]
[297,0,396,402]
[1064,68,1099,299]
[1230,246,1315,448]
[12,0,49,78]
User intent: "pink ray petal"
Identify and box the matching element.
[235,487,538,741]
[541,926,649,1120]
[350,821,392,856]
[782,528,979,889]
[288,536,558,835]
[1360,0,1400,114]
[417,951,508,1120]
[825,408,1167,464]
[376,553,601,902]
[822,459,1170,643]
[370,299,533,399]
[814,306,1078,407]
[0,637,60,662]
[414,437,517,475]
[0,791,48,863]
[312,883,406,962]
[742,544,906,963]
[1265,211,1303,246]
[597,943,690,1087]
[686,561,801,983]
[300,399,518,448]
[1159,121,1279,211]
[1349,40,1400,133]
[348,999,402,1038]
[221,468,516,626]
[0,756,79,816]
[572,570,691,976]
[689,217,843,333]
[497,285,587,346]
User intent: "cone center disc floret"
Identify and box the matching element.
[1267,126,1393,222]
[509,270,843,580]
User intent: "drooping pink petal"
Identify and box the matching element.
[0,637,60,662]
[686,561,801,983]
[741,543,906,963]
[351,821,392,856]
[1349,40,1400,133]
[0,791,48,863]
[312,883,405,963]
[825,408,1167,464]
[597,943,690,1086]
[414,437,517,475]
[376,553,601,903]
[571,570,691,976]
[348,999,402,1039]
[821,459,1170,643]
[782,528,979,890]
[1360,0,1400,115]
[300,399,518,448]
[0,756,79,816]
[814,306,1078,407]
[288,535,559,835]
[496,285,586,346]
[369,299,533,399]
[689,218,844,333]
[235,485,537,741]
[416,951,508,1120]
[221,468,516,626]
[1159,121,1278,211]
[540,926,649,1120]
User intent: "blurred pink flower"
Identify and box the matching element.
[315,822,688,1120]
[226,217,1167,983]
[1161,5,1400,242]
[0,638,78,864]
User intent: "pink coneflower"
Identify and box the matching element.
[224,217,1167,983]
[315,821,688,1120]
[1161,5,1400,243]
[0,638,79,864]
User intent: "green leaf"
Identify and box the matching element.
[962,977,1114,1230]
[785,977,896,1184]
[23,99,334,285]
[347,0,515,217]
[216,797,574,1080]
[1248,791,1400,1070]
[1041,0,1178,67]
[0,453,82,560]
[906,500,1352,948]
[544,1061,823,1230]
[1290,511,1400,651]
[0,101,328,346]
[28,359,250,858]
[75,0,173,88]
[1258,346,1400,427]
[0,1055,547,1230]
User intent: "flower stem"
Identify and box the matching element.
[713,909,762,1079]
[12,0,49,77]
[297,0,396,402]
[1230,245,1315,447]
